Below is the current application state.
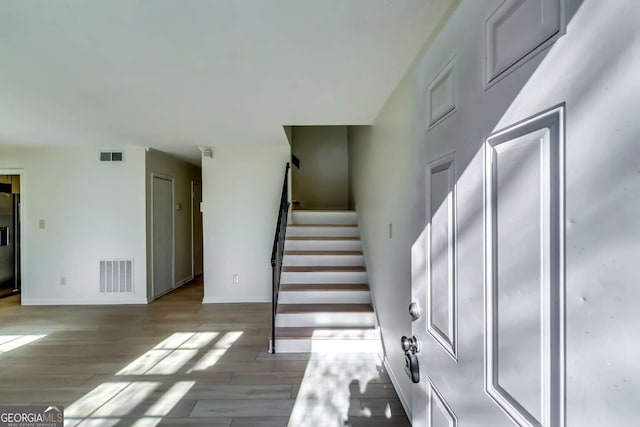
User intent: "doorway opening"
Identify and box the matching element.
[0,174,21,300]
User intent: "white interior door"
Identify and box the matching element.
[192,181,203,276]
[152,175,174,299]
[411,108,565,427]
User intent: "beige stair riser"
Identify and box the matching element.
[291,211,357,225]
[278,290,371,304]
[275,312,376,328]
[286,226,359,237]
[280,271,367,284]
[282,254,364,267]
[284,240,362,251]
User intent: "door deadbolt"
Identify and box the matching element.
[409,302,420,321]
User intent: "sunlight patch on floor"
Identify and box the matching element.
[66,382,132,418]
[288,352,386,427]
[189,331,243,372]
[0,334,46,354]
[65,331,237,425]
[145,381,195,417]
[117,332,218,376]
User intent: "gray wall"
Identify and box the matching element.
[292,126,349,210]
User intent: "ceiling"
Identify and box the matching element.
[0,0,456,163]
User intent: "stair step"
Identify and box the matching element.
[286,236,359,241]
[272,327,381,353]
[275,304,375,328]
[284,238,362,251]
[277,303,373,314]
[282,266,365,273]
[286,225,359,237]
[280,283,369,291]
[291,210,357,225]
[289,224,357,228]
[278,283,370,304]
[275,327,377,339]
[284,250,362,256]
[283,252,364,267]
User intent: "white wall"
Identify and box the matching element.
[201,144,290,303]
[145,149,201,298]
[348,75,415,410]
[349,0,640,423]
[0,146,147,304]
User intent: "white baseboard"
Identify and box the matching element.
[384,355,412,422]
[22,298,149,306]
[202,296,271,303]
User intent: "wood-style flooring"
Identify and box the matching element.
[0,279,409,426]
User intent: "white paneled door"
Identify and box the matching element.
[407,0,640,425]
[411,107,565,427]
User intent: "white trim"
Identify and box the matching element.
[191,180,195,278]
[202,296,270,304]
[190,181,203,277]
[383,355,412,421]
[22,298,149,306]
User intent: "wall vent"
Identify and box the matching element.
[100,151,124,162]
[100,260,133,293]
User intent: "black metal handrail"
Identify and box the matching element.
[270,162,290,353]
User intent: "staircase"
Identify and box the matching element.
[272,210,381,353]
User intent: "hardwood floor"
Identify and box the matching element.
[0,279,409,426]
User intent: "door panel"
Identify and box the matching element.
[427,156,457,359]
[152,176,174,298]
[485,108,564,427]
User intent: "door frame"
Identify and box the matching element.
[190,180,202,278]
[0,169,24,300]
[150,172,175,300]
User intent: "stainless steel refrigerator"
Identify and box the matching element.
[0,188,19,297]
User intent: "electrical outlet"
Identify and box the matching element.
[389,223,393,239]
[233,274,239,283]
[60,277,66,285]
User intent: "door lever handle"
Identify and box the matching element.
[400,335,420,355]
[401,335,421,383]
